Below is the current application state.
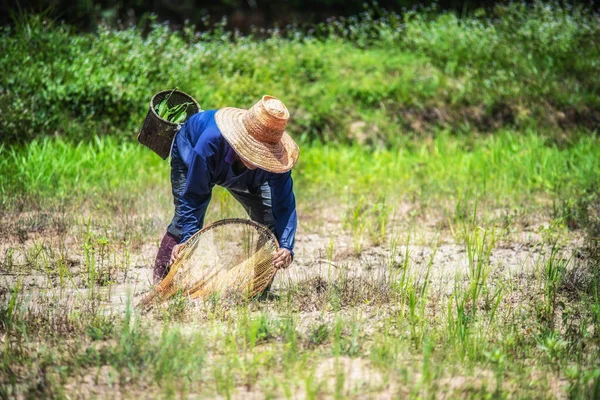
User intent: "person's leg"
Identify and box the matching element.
[154,138,186,283]
[166,139,187,241]
[227,183,276,297]
[153,231,180,283]
[227,183,275,231]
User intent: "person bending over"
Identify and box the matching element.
[153,95,299,283]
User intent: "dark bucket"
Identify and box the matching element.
[138,90,201,159]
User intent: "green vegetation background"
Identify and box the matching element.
[8,0,595,31]
[1,1,599,145]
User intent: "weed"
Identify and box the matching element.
[243,313,274,349]
[85,314,115,341]
[303,367,325,400]
[163,290,188,322]
[282,315,299,367]
[334,357,345,400]
[536,239,571,330]
[537,332,567,368]
[307,322,330,347]
[484,347,507,393]
[370,332,399,370]
[346,199,366,255]
[332,317,361,358]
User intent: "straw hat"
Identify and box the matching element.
[215,95,299,173]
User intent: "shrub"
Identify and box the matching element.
[0,2,598,144]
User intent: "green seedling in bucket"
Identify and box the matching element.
[154,88,194,124]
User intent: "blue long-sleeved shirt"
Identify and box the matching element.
[173,110,297,251]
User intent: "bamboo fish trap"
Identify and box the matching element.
[139,219,278,308]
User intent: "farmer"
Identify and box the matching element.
[153,95,299,284]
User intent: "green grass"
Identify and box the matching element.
[2,131,598,218]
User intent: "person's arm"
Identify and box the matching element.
[269,171,297,267]
[177,149,214,244]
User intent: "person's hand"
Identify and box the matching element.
[273,248,292,269]
[170,244,183,265]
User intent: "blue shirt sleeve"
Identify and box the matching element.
[177,148,214,243]
[269,171,297,252]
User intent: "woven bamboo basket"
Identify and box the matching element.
[137,90,201,159]
[139,219,279,308]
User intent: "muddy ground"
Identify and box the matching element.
[0,202,580,312]
[0,202,588,398]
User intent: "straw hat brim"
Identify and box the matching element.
[215,107,299,174]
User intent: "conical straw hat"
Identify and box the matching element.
[215,95,299,173]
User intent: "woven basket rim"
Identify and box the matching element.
[150,89,201,127]
[187,218,279,248]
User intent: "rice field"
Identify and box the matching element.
[1,132,599,398]
[1,2,600,397]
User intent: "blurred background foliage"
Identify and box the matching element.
[0,1,599,144]
[4,0,597,32]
